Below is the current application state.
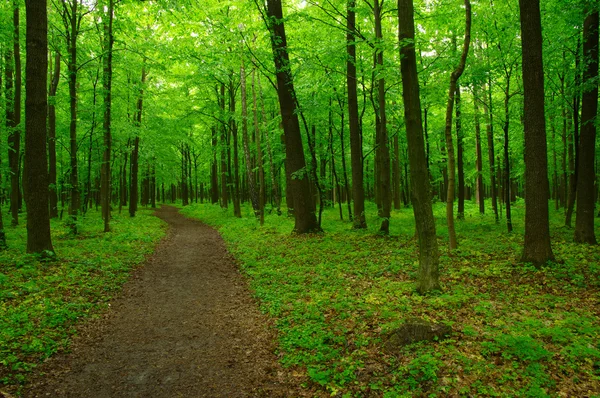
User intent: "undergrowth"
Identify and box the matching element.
[181,199,600,397]
[0,208,166,389]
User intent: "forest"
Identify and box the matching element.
[0,0,599,396]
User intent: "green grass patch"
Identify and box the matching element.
[0,208,166,388]
[182,199,600,397]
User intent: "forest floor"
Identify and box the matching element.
[19,206,309,397]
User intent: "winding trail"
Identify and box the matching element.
[26,206,297,397]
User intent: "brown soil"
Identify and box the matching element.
[23,206,307,398]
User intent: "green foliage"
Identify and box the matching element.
[182,199,600,396]
[0,209,166,387]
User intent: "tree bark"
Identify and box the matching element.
[48,52,60,218]
[229,77,242,217]
[574,9,599,244]
[252,69,265,225]
[443,1,471,250]
[347,0,367,229]
[101,0,114,232]
[456,85,465,220]
[24,0,54,254]
[565,38,581,227]
[473,86,485,214]
[129,65,145,217]
[519,0,555,265]
[398,0,440,293]
[9,1,22,227]
[265,0,321,233]
[240,59,260,214]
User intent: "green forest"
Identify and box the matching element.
[0,0,599,396]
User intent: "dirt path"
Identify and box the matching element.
[24,206,301,397]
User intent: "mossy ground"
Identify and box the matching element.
[181,199,600,397]
[0,208,166,389]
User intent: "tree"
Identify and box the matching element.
[518,0,555,265]
[48,52,60,219]
[574,7,599,245]
[101,0,114,232]
[347,0,367,229]
[443,0,471,250]
[8,0,22,227]
[264,0,321,233]
[398,0,440,293]
[24,0,54,254]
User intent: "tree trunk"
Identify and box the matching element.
[347,0,367,229]
[503,71,513,233]
[66,0,80,229]
[485,81,499,222]
[473,86,485,214]
[101,0,114,232]
[210,126,219,204]
[24,0,54,254]
[456,85,465,219]
[374,0,391,234]
[48,52,60,218]
[229,77,242,217]
[398,0,440,294]
[240,59,260,214]
[129,65,145,217]
[265,0,321,233]
[8,2,22,226]
[219,83,228,209]
[519,0,555,265]
[574,9,599,244]
[565,38,581,227]
[259,73,280,214]
[252,69,265,225]
[443,2,471,250]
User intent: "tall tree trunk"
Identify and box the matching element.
[240,59,259,214]
[398,0,440,293]
[456,85,465,219]
[473,86,485,214]
[252,69,265,225]
[574,9,599,244]
[24,0,54,254]
[219,83,228,209]
[258,73,280,214]
[347,0,367,229]
[101,0,114,232]
[129,65,145,217]
[8,1,22,226]
[66,0,80,229]
[374,0,391,234]
[48,52,60,218]
[443,1,471,250]
[566,38,581,227]
[503,70,513,233]
[210,126,219,204]
[229,77,241,217]
[265,0,321,233]
[485,81,499,222]
[519,0,555,265]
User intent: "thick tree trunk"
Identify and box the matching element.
[519,0,555,265]
[398,0,440,294]
[101,0,114,232]
[265,0,320,233]
[574,10,599,244]
[347,0,367,229]
[443,2,471,250]
[24,0,54,254]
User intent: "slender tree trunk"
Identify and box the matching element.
[347,0,367,229]
[566,38,581,227]
[485,81,499,222]
[240,59,260,214]
[129,65,145,217]
[339,113,353,222]
[229,77,242,217]
[398,0,440,293]
[9,2,22,226]
[252,69,265,225]
[443,1,471,250]
[219,83,228,209]
[66,0,80,230]
[574,9,599,244]
[473,86,485,214]
[456,85,465,219]
[503,71,513,233]
[519,0,555,264]
[101,0,114,232]
[210,126,219,204]
[265,0,320,233]
[24,0,54,254]
[258,73,280,214]
[48,52,60,218]
[374,0,391,234]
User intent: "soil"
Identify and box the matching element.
[22,206,309,398]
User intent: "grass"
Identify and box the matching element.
[181,198,600,397]
[0,207,166,390]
